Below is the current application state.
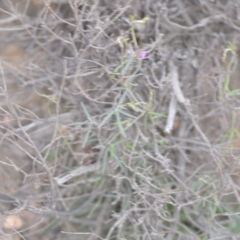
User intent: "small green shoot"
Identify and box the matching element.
[222,41,237,97]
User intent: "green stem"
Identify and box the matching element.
[130,26,138,48]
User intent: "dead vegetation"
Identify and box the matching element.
[1,0,240,239]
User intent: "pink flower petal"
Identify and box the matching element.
[139,51,147,59]
[127,49,134,54]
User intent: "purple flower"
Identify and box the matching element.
[139,50,147,59]
[126,48,147,59]
[127,49,133,54]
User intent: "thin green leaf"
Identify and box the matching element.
[82,124,92,148]
[81,102,92,122]
[118,109,136,119]
[109,144,124,171]
[126,88,139,103]
[122,55,135,75]
[151,111,166,118]
[227,89,240,96]
[125,73,139,83]
[148,112,155,125]
[98,110,115,128]
[115,110,126,138]
[102,148,109,172]
[66,121,88,127]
